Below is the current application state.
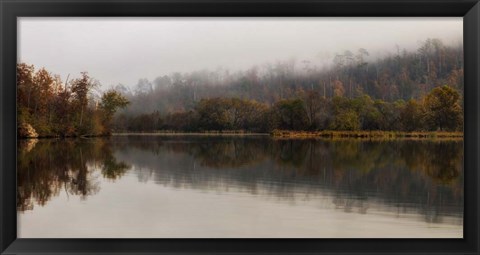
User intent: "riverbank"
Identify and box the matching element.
[112,131,268,136]
[110,130,464,140]
[18,134,110,139]
[22,130,464,140]
[271,130,464,139]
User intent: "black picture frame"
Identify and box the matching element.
[1,0,479,254]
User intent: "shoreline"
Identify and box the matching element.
[112,132,269,137]
[18,134,110,140]
[19,130,464,140]
[114,130,464,140]
[271,130,464,140]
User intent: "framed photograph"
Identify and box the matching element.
[1,0,479,254]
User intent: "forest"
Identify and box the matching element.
[17,64,129,138]
[17,38,464,137]
[113,38,463,133]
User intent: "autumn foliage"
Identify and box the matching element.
[17,63,129,138]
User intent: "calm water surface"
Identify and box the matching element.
[17,135,463,238]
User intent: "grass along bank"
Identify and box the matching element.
[271,130,464,139]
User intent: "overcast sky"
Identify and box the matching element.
[18,17,462,89]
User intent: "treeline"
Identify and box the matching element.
[118,38,463,116]
[115,85,463,133]
[17,63,129,138]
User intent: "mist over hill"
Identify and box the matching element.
[117,38,462,117]
[108,38,463,133]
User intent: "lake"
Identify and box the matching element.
[17,135,463,238]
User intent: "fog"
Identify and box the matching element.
[18,17,462,89]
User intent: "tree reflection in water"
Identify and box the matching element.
[17,138,130,211]
[18,136,463,224]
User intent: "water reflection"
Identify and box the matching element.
[17,139,130,211]
[18,136,463,227]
